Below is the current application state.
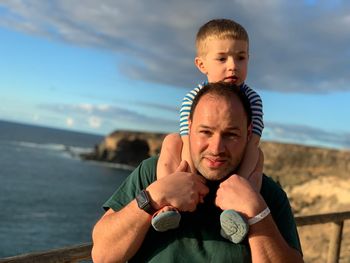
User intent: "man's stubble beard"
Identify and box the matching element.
[194,144,247,182]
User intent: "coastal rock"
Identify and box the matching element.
[81,130,166,167]
[260,141,350,186]
[82,130,350,187]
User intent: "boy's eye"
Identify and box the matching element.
[216,57,226,62]
[200,130,212,136]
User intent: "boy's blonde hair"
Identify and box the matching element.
[195,19,249,56]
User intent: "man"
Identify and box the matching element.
[92,82,303,263]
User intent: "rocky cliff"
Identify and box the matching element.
[81,130,350,187]
[81,131,166,167]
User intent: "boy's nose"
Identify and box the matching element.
[227,57,236,71]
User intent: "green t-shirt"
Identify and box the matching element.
[104,156,302,263]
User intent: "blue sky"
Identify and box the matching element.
[1,0,350,150]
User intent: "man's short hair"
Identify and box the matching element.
[189,82,252,126]
[196,18,249,56]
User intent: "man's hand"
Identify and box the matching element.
[148,160,209,212]
[215,174,266,218]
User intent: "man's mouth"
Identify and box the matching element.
[204,157,226,168]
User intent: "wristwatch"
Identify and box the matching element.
[136,190,156,215]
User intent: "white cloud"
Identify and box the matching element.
[265,122,350,150]
[66,117,74,127]
[32,114,39,122]
[88,116,101,129]
[39,102,177,131]
[1,1,350,93]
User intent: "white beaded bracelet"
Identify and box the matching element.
[248,207,270,225]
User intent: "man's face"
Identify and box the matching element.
[189,93,250,181]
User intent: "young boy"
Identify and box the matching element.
[152,19,264,240]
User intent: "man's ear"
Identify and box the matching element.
[194,56,207,75]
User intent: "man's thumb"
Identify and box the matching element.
[175,160,189,172]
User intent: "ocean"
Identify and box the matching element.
[0,120,131,258]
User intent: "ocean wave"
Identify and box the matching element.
[10,141,93,157]
[7,140,136,170]
[84,160,135,171]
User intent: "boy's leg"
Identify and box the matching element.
[151,207,181,232]
[220,134,263,243]
[247,148,264,192]
[237,134,261,185]
[181,135,195,173]
[156,133,182,179]
[153,133,182,232]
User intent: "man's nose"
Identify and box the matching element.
[208,134,225,155]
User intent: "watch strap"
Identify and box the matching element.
[136,190,156,215]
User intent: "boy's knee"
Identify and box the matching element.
[165,133,181,140]
[249,133,261,147]
[163,133,181,146]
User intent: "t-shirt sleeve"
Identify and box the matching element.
[103,156,157,212]
[241,84,264,137]
[179,84,203,136]
[261,176,303,255]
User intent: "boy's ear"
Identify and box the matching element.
[188,118,192,132]
[194,56,207,75]
[247,123,252,140]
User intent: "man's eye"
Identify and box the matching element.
[226,133,239,139]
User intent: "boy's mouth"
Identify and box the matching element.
[223,76,238,83]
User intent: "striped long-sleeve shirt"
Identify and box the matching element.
[179,82,264,137]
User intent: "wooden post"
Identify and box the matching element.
[0,243,92,263]
[327,221,344,263]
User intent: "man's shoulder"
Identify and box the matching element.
[135,155,158,177]
[140,155,159,165]
[261,174,287,199]
[261,174,294,222]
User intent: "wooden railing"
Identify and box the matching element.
[0,243,92,263]
[295,211,350,263]
[1,211,349,263]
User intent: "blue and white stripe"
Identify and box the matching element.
[179,82,264,137]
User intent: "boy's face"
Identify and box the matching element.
[195,38,248,85]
